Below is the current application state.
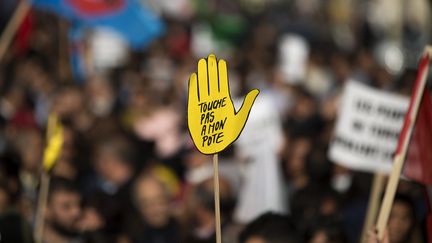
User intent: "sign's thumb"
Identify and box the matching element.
[235,89,260,130]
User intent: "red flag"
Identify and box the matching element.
[399,54,432,243]
[374,52,431,242]
[400,55,432,185]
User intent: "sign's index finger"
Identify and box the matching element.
[218,60,229,95]
[188,72,199,103]
[198,59,209,99]
[207,54,219,95]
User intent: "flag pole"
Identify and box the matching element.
[360,173,385,243]
[375,46,432,239]
[213,153,222,243]
[0,0,31,61]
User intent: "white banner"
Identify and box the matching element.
[328,81,409,173]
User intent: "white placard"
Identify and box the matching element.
[328,81,409,173]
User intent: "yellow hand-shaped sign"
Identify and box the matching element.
[188,54,259,155]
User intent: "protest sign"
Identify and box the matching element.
[187,54,259,243]
[187,54,259,155]
[329,81,409,173]
[35,114,64,243]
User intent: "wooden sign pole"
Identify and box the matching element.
[34,172,51,243]
[0,0,30,61]
[213,154,222,243]
[360,173,385,243]
[375,46,432,239]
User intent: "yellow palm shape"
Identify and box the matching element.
[187,54,259,154]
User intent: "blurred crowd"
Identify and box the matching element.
[0,0,431,243]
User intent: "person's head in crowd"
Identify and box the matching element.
[0,182,10,214]
[123,79,153,114]
[290,135,312,160]
[239,212,301,243]
[387,194,417,243]
[85,76,116,118]
[0,149,35,222]
[52,85,84,119]
[133,172,171,227]
[0,181,33,243]
[320,93,341,122]
[305,147,332,184]
[13,128,43,173]
[193,176,234,221]
[129,170,181,243]
[396,69,418,95]
[52,157,78,181]
[290,184,340,229]
[51,124,78,180]
[286,87,324,139]
[0,85,27,121]
[10,53,50,90]
[0,151,20,205]
[94,134,135,188]
[185,176,235,242]
[366,193,420,243]
[330,51,352,83]
[284,135,312,189]
[183,149,210,184]
[45,177,82,242]
[184,149,209,170]
[305,217,347,243]
[291,87,317,119]
[355,48,375,79]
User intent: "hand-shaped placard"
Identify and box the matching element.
[188,54,259,154]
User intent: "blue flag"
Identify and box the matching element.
[32,0,164,49]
